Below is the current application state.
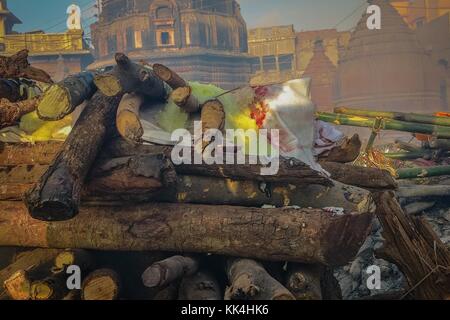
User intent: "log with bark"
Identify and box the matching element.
[178,271,221,300]
[0,97,38,129]
[142,255,199,288]
[374,191,450,300]
[285,263,322,300]
[225,259,295,300]
[199,99,226,150]
[36,71,97,120]
[94,53,167,100]
[24,91,123,221]
[320,134,361,163]
[0,78,39,102]
[0,201,373,266]
[81,268,121,300]
[171,86,200,113]
[116,93,145,142]
[153,63,187,89]
[320,161,397,190]
[0,50,53,83]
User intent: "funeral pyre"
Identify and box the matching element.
[0,50,449,301]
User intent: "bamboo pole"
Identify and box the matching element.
[317,112,450,139]
[334,107,450,127]
[396,165,450,179]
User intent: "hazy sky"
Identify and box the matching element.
[9,0,367,34]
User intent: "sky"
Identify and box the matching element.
[8,0,368,34]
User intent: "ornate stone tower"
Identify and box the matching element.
[303,39,337,112]
[334,0,444,113]
[90,0,252,89]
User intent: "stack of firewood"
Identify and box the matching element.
[0,51,448,300]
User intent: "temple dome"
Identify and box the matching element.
[334,0,444,113]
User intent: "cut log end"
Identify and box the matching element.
[171,86,200,113]
[94,74,122,97]
[37,85,70,120]
[28,200,76,222]
[116,110,143,142]
[153,63,187,89]
[82,269,120,300]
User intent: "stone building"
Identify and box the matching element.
[89,0,252,89]
[0,0,93,81]
[334,0,445,113]
[247,24,350,88]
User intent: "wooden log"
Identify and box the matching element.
[36,71,97,120]
[0,141,63,165]
[320,161,397,190]
[374,191,450,300]
[142,255,199,288]
[0,50,53,83]
[171,86,200,113]
[0,248,61,297]
[178,271,221,300]
[81,268,121,300]
[0,201,373,266]
[0,97,39,129]
[153,63,187,89]
[0,78,39,102]
[29,272,68,300]
[200,99,225,142]
[24,91,123,221]
[94,53,167,99]
[397,185,450,198]
[285,264,322,300]
[321,134,361,163]
[53,249,94,273]
[116,93,145,142]
[225,259,295,300]
[395,140,421,152]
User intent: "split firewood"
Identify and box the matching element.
[321,134,361,163]
[153,63,187,89]
[171,86,200,113]
[320,161,397,190]
[0,97,39,129]
[374,191,450,300]
[0,201,373,266]
[24,91,123,221]
[285,263,322,300]
[178,271,221,300]
[53,249,94,273]
[116,93,145,142]
[81,268,121,300]
[0,49,53,83]
[36,71,97,120]
[0,248,61,297]
[142,255,199,288]
[4,270,33,300]
[225,259,295,300]
[397,185,450,198]
[0,78,39,102]
[94,53,167,99]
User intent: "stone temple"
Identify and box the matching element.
[89,0,252,89]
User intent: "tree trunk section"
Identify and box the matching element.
[285,263,322,300]
[320,161,397,190]
[24,91,123,221]
[225,259,295,300]
[37,71,97,120]
[142,255,199,288]
[116,93,145,142]
[178,271,221,300]
[81,268,121,300]
[374,191,450,300]
[153,63,187,89]
[171,86,200,113]
[94,53,167,100]
[0,201,373,266]
[0,50,53,83]
[0,97,38,129]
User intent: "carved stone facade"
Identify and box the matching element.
[90,0,252,89]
